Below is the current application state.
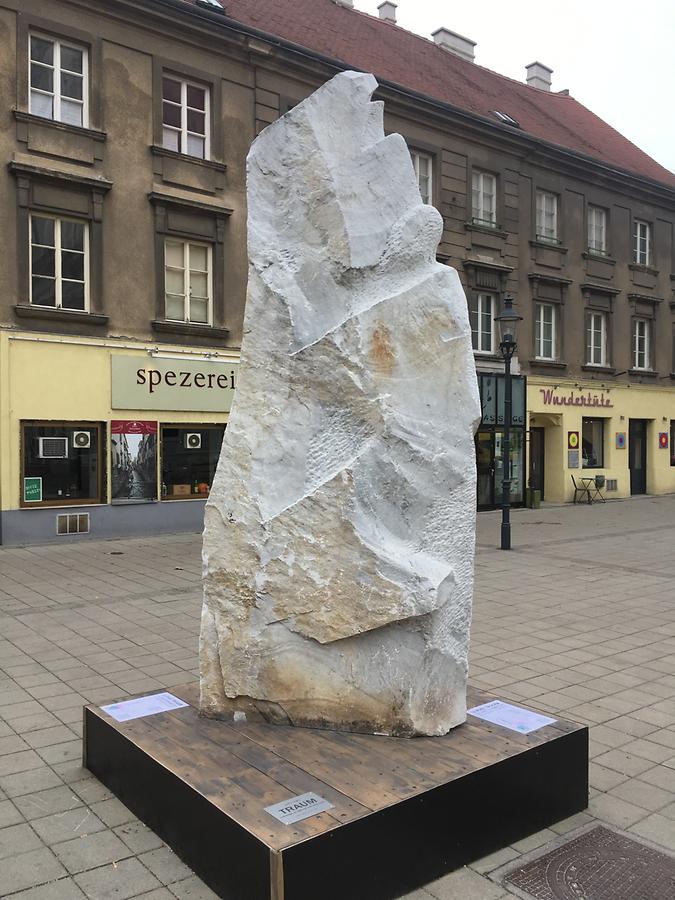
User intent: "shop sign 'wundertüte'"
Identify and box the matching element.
[539,388,613,409]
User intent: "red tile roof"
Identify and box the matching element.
[181,0,675,188]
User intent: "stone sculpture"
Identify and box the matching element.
[200,71,481,737]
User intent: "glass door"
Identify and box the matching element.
[476,431,495,509]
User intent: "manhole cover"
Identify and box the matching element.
[504,825,675,900]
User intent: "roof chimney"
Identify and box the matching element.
[526,61,553,91]
[377,1,397,22]
[432,28,476,63]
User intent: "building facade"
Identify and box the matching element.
[1,0,674,543]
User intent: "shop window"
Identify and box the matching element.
[587,205,607,255]
[671,421,675,467]
[534,302,556,360]
[164,239,212,324]
[410,150,432,204]
[29,32,88,127]
[21,422,104,507]
[469,292,495,354]
[162,75,210,159]
[30,214,88,311]
[160,425,225,500]
[633,219,652,266]
[585,310,607,367]
[582,418,604,469]
[472,171,497,227]
[535,190,558,243]
[632,317,651,370]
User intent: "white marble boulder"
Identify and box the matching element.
[200,71,481,737]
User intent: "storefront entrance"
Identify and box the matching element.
[629,419,648,495]
[475,373,526,511]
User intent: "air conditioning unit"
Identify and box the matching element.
[73,431,91,449]
[38,437,68,459]
[184,433,202,450]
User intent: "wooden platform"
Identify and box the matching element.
[84,684,588,900]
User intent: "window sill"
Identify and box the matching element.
[531,239,567,253]
[583,251,615,264]
[581,365,616,375]
[528,359,568,369]
[20,500,105,510]
[464,221,509,239]
[151,319,230,339]
[628,263,659,276]
[473,352,502,362]
[14,109,107,143]
[14,305,109,326]
[150,145,227,174]
[628,368,658,378]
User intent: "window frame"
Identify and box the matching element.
[587,205,608,256]
[163,238,213,325]
[410,149,433,205]
[585,309,608,367]
[28,30,89,128]
[632,317,652,370]
[633,219,652,267]
[469,291,496,354]
[161,74,211,160]
[20,420,105,508]
[29,213,90,312]
[534,301,556,361]
[535,190,559,244]
[471,170,497,227]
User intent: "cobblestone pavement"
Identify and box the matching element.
[1,495,675,899]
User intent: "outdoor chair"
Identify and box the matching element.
[571,474,592,504]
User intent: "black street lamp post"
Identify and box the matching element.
[494,295,523,551]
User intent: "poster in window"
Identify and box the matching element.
[111,421,158,502]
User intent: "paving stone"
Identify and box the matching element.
[140,847,194,884]
[53,828,132,873]
[14,786,84,819]
[114,820,165,853]
[90,796,137,828]
[31,807,107,845]
[427,865,505,900]
[23,726,78,749]
[0,821,44,859]
[2,877,87,899]
[630,811,675,852]
[74,857,162,899]
[167,878,221,900]
[0,846,67,896]
[0,766,64,797]
[610,777,675,812]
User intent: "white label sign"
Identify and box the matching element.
[265,792,334,825]
[101,692,189,722]
[468,700,556,734]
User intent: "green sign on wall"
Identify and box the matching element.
[24,477,42,503]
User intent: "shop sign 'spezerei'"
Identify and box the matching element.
[111,355,238,412]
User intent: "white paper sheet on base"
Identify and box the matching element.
[468,700,556,734]
[101,692,188,722]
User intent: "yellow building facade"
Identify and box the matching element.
[527,376,675,503]
[0,329,237,544]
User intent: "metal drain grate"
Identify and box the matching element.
[504,825,675,900]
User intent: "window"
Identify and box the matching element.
[161,426,225,500]
[162,76,209,159]
[472,172,497,226]
[164,240,212,324]
[582,418,604,469]
[29,33,87,127]
[585,311,607,366]
[671,421,675,467]
[633,219,652,266]
[21,422,103,506]
[30,215,88,311]
[632,318,651,370]
[469,292,495,353]
[534,302,556,360]
[411,151,432,204]
[587,206,607,255]
[535,191,558,243]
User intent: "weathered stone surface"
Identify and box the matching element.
[200,71,481,736]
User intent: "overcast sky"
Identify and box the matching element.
[357,0,675,175]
